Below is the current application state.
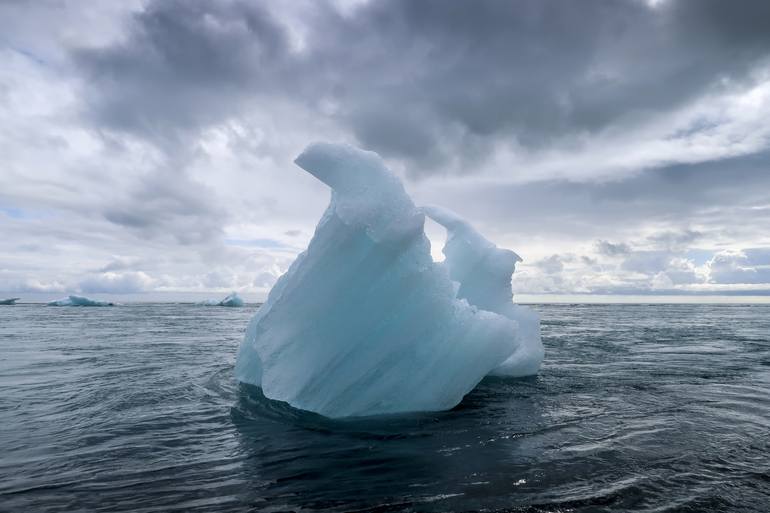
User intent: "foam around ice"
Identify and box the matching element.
[235,143,542,418]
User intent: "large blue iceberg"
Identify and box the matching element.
[235,143,543,418]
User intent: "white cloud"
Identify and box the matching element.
[79,271,155,293]
[707,250,770,284]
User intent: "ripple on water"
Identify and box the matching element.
[0,303,769,512]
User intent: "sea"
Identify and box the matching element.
[1,303,768,512]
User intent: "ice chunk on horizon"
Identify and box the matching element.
[0,297,20,305]
[219,292,244,307]
[422,205,544,377]
[47,295,114,307]
[199,292,245,307]
[235,142,542,418]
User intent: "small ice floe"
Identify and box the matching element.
[0,297,20,305]
[199,292,244,307]
[47,295,115,307]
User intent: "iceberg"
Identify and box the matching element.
[421,205,543,377]
[235,142,543,418]
[0,297,20,305]
[219,292,244,307]
[199,292,244,307]
[47,295,114,307]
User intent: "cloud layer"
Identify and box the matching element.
[1,0,770,299]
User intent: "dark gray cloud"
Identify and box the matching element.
[417,150,770,245]
[647,230,703,251]
[102,166,225,245]
[621,251,672,274]
[536,255,565,274]
[596,240,631,257]
[73,0,770,171]
[75,0,292,143]
[99,257,142,273]
[743,249,770,266]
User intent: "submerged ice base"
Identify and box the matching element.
[235,143,543,418]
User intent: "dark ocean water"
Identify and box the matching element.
[1,303,768,512]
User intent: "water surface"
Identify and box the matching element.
[1,303,768,512]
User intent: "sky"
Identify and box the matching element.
[1,0,770,302]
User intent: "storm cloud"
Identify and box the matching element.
[73,0,770,169]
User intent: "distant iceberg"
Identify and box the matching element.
[235,142,543,418]
[0,297,20,305]
[199,292,244,307]
[219,293,244,307]
[47,295,114,307]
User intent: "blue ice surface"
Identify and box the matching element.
[235,143,543,418]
